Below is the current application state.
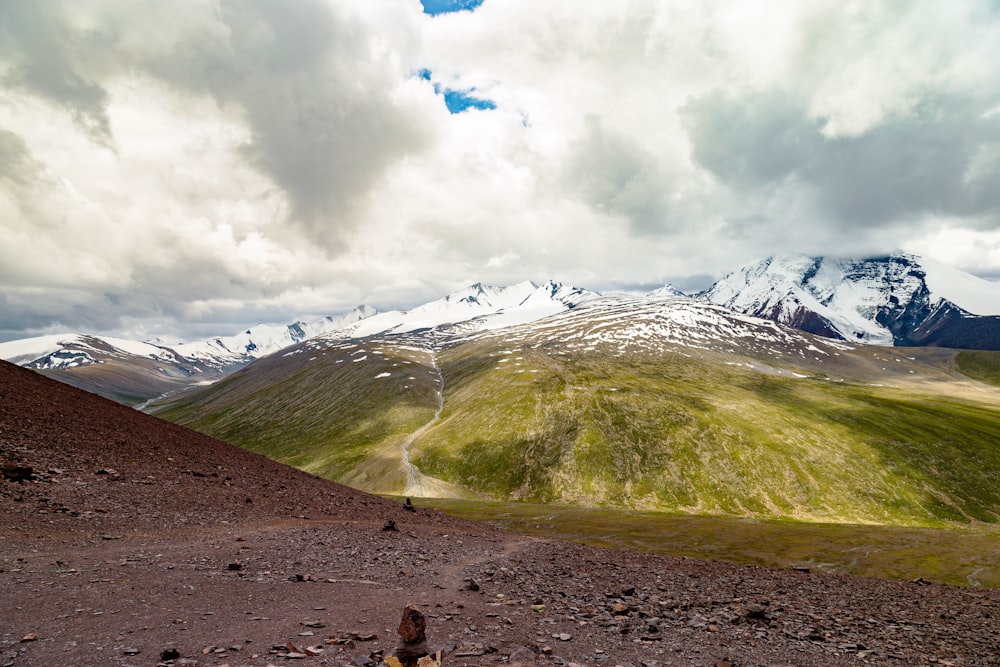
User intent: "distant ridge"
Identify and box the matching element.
[703,252,1000,349]
[4,254,1000,407]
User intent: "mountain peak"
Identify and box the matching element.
[704,253,1000,348]
[647,284,687,298]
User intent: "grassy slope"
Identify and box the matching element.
[413,341,1000,526]
[955,350,1000,387]
[419,498,1000,588]
[154,342,441,494]
[155,333,1000,527]
[41,359,209,407]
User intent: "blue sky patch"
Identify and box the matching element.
[420,0,484,15]
[442,89,497,113]
[416,68,496,114]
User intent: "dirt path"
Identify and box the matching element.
[401,349,445,497]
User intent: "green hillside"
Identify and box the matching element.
[413,341,1000,526]
[154,341,442,494]
[955,350,1000,387]
[154,330,1000,528]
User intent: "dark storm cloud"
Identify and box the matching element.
[681,89,818,190]
[681,88,1000,228]
[0,290,122,340]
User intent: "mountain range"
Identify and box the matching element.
[5,253,1000,404]
[3,252,1000,525]
[149,286,1000,525]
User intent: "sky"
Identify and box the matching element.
[2,0,1000,343]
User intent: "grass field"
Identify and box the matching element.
[417,497,1000,588]
[155,329,1000,528]
[955,350,1000,387]
[413,342,1000,526]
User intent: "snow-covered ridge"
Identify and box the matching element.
[702,252,1000,346]
[0,306,378,371]
[4,254,999,376]
[0,334,181,370]
[171,305,377,366]
[0,281,600,371]
[328,280,598,340]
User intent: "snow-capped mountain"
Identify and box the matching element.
[703,253,1000,349]
[5,259,1000,408]
[0,280,598,404]
[0,334,187,371]
[333,280,598,340]
[646,284,686,298]
[170,306,378,367]
[0,306,378,374]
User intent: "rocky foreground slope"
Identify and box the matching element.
[1,360,998,666]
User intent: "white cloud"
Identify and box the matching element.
[1,0,999,341]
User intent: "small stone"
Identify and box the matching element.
[123,647,140,655]
[708,624,721,633]
[20,633,37,643]
[612,602,629,616]
[1,465,34,482]
[465,578,480,592]
[395,604,430,659]
[383,520,399,532]
[226,562,242,571]
[398,605,427,643]
[558,633,572,641]
[160,648,180,660]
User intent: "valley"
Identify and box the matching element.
[3,359,998,667]
[6,262,1000,602]
[151,295,1000,529]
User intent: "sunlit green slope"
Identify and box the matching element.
[154,297,1000,527]
[154,340,443,494]
[417,340,1000,525]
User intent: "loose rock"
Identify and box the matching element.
[394,604,430,659]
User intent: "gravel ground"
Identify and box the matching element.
[2,361,998,667]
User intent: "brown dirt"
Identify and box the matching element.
[1,360,998,667]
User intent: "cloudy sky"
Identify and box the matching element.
[2,0,1000,343]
